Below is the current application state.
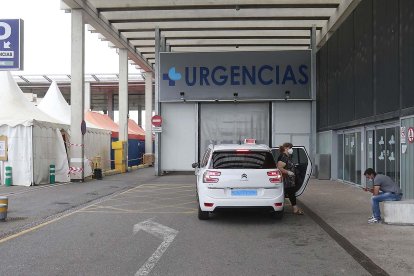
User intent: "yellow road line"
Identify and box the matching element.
[117,189,195,199]
[80,210,197,214]
[100,194,195,208]
[0,183,195,244]
[0,205,87,245]
[0,184,153,244]
[122,185,194,193]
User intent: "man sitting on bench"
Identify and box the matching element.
[364,168,403,224]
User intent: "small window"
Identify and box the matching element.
[211,151,276,169]
[200,148,211,168]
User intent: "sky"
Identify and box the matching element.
[1,0,146,127]
[0,0,141,75]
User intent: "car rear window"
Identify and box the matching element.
[211,151,276,169]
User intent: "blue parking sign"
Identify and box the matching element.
[0,19,24,70]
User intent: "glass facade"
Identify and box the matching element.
[338,134,344,180]
[366,130,374,189]
[338,132,361,185]
[371,126,400,184]
[337,125,400,187]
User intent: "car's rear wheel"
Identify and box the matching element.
[198,204,210,220]
[271,209,284,220]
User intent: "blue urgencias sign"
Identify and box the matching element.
[0,19,24,70]
[159,51,311,102]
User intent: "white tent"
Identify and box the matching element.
[38,81,111,173]
[0,71,70,186]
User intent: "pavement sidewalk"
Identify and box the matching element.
[299,179,414,276]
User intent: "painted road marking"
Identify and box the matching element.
[79,183,197,214]
[134,219,178,276]
[0,183,195,244]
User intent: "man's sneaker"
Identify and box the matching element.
[368,215,374,219]
[368,217,381,224]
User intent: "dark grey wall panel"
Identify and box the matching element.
[373,0,400,114]
[354,0,374,119]
[317,46,328,129]
[327,33,339,126]
[317,0,414,131]
[400,0,414,109]
[337,14,355,123]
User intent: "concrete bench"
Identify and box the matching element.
[384,200,414,225]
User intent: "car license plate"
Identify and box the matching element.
[231,189,257,196]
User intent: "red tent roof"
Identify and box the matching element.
[128,119,145,134]
[85,111,145,140]
[85,111,118,133]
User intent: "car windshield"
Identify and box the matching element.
[211,150,276,169]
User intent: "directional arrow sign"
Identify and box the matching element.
[0,19,24,70]
[134,219,178,276]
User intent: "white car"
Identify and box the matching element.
[193,142,286,220]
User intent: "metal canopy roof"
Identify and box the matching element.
[61,0,361,70]
[12,73,144,84]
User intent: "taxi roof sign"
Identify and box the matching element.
[244,138,256,144]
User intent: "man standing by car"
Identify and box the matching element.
[364,168,402,224]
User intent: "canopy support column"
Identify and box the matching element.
[310,25,317,174]
[84,82,91,111]
[154,28,161,176]
[70,9,85,182]
[118,48,129,168]
[137,105,142,127]
[107,91,114,120]
[144,71,153,155]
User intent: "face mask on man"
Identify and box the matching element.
[287,148,293,155]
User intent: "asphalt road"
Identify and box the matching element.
[0,171,369,276]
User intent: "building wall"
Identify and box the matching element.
[317,0,414,132]
[401,116,414,199]
[272,101,311,152]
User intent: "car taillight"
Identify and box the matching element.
[267,170,282,183]
[203,170,221,183]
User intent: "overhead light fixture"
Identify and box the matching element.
[285,90,291,101]
[180,91,186,102]
[233,92,238,102]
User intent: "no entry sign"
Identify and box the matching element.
[151,115,163,127]
[408,127,414,143]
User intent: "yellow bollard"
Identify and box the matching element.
[112,141,127,173]
[0,196,7,221]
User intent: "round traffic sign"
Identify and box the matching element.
[81,120,87,135]
[151,115,163,127]
[408,127,414,143]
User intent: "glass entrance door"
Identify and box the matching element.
[373,126,400,184]
[337,131,361,185]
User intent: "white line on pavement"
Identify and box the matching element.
[133,219,178,276]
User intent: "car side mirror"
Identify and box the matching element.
[192,162,199,168]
